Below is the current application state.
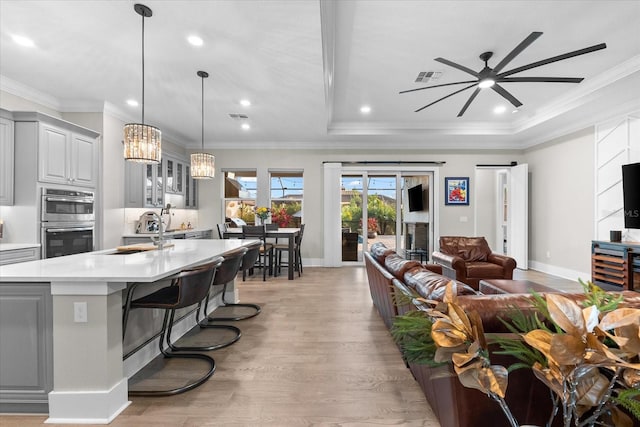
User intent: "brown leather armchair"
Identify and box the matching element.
[431,236,516,290]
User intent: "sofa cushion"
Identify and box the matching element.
[370,242,394,264]
[465,262,505,278]
[385,254,422,280]
[459,237,492,261]
[439,236,492,261]
[439,236,460,256]
[403,267,476,301]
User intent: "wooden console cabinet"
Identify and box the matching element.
[591,241,640,291]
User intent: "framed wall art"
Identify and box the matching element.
[445,177,469,205]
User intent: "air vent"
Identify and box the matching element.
[229,113,249,120]
[415,71,442,83]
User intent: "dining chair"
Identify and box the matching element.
[240,240,262,281]
[216,223,228,239]
[122,258,223,396]
[241,225,274,280]
[275,223,304,277]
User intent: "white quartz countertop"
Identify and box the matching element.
[0,239,250,283]
[0,243,41,252]
[121,228,213,238]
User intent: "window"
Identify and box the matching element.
[270,170,303,227]
[224,170,257,224]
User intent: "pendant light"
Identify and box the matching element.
[190,71,215,179]
[123,3,161,163]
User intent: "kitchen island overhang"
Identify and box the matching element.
[0,239,256,424]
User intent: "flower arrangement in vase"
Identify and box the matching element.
[253,206,272,225]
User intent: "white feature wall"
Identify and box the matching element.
[594,112,640,242]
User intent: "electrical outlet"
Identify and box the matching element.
[74,302,88,323]
[546,251,551,259]
[459,216,468,223]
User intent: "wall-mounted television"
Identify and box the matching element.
[622,162,640,229]
[408,184,424,212]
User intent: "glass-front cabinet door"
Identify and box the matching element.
[144,163,163,207]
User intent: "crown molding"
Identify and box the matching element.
[0,74,61,110]
[513,54,640,133]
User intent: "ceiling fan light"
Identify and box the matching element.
[478,78,495,89]
[190,152,215,179]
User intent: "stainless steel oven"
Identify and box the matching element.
[40,188,95,258]
[41,222,95,259]
[41,188,95,222]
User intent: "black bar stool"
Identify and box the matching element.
[208,245,261,321]
[122,257,223,396]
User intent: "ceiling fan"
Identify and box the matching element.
[400,32,606,117]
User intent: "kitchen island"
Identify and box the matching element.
[0,238,254,424]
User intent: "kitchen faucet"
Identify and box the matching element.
[143,211,166,249]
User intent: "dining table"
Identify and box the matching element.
[224,227,301,280]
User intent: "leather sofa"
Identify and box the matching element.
[432,236,517,290]
[363,242,640,427]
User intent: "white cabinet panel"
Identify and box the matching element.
[38,123,97,188]
[71,133,96,186]
[38,124,69,185]
[0,117,14,205]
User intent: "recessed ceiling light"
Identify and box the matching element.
[240,99,251,107]
[493,105,507,114]
[512,109,519,114]
[241,123,251,130]
[126,99,139,107]
[11,34,35,47]
[360,105,371,114]
[187,35,203,46]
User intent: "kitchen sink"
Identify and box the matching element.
[107,249,145,255]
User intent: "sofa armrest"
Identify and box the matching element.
[487,253,517,271]
[432,251,466,274]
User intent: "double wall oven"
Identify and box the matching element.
[40,188,95,258]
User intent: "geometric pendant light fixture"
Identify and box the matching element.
[123,3,161,163]
[190,70,215,179]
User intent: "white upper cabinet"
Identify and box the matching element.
[38,122,97,188]
[0,116,15,205]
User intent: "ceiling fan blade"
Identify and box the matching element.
[415,83,477,112]
[399,80,477,94]
[491,84,523,108]
[498,43,607,78]
[435,57,479,77]
[499,77,584,83]
[492,31,543,73]
[457,87,481,117]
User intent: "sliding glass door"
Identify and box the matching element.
[339,170,433,263]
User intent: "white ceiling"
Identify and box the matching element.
[1,0,639,150]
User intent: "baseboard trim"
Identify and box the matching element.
[528,260,590,283]
[46,378,130,424]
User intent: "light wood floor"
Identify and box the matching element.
[1,266,579,427]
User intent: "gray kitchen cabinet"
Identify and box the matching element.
[12,112,99,189]
[125,153,199,209]
[185,165,198,209]
[0,246,40,266]
[0,115,14,205]
[0,283,53,413]
[38,122,97,188]
[164,156,185,195]
[123,161,163,208]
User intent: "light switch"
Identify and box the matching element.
[74,302,88,323]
